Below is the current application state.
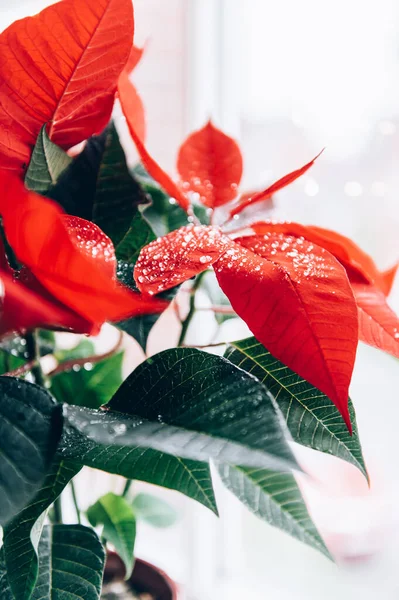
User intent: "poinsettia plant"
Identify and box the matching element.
[0,0,397,598]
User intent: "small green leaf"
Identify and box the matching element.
[60,423,218,512]
[218,464,331,559]
[51,352,124,409]
[3,459,81,600]
[63,348,297,471]
[132,493,177,528]
[225,338,367,479]
[0,377,63,526]
[54,339,95,362]
[32,525,104,600]
[25,125,72,194]
[87,492,136,578]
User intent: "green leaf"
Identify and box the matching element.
[93,122,151,249]
[25,125,72,194]
[218,464,331,559]
[132,493,177,528]
[32,525,104,600]
[3,459,81,600]
[225,337,367,479]
[60,424,218,513]
[51,352,124,409]
[54,339,95,362]
[0,377,63,526]
[115,211,156,263]
[87,492,136,578]
[47,130,107,219]
[63,348,297,471]
[116,261,178,351]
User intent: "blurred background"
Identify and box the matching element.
[2,0,399,598]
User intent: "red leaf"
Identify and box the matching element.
[353,283,399,358]
[251,220,384,291]
[0,0,134,174]
[0,174,166,325]
[229,150,323,218]
[380,263,398,296]
[118,72,147,144]
[134,225,231,295]
[125,45,145,73]
[0,269,93,337]
[177,121,243,208]
[215,233,358,430]
[124,114,190,211]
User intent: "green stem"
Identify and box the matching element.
[122,479,133,498]
[53,497,63,524]
[25,331,45,386]
[70,481,81,524]
[177,271,207,347]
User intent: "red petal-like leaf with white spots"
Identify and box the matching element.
[353,283,399,358]
[215,233,358,430]
[134,225,231,295]
[177,122,243,208]
[0,174,166,326]
[251,221,384,291]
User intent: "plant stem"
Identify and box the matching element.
[70,481,81,524]
[177,271,207,347]
[25,331,45,386]
[48,331,124,377]
[122,479,133,498]
[53,497,63,524]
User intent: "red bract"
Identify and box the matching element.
[177,122,243,208]
[353,283,399,359]
[126,119,320,216]
[135,225,358,431]
[0,174,166,333]
[134,225,231,295]
[251,221,385,290]
[229,151,324,218]
[118,46,146,143]
[0,0,134,174]
[0,269,93,337]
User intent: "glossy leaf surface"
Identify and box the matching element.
[0,377,62,527]
[64,348,297,471]
[0,0,133,173]
[3,460,80,600]
[226,337,367,478]
[177,122,243,208]
[60,425,218,513]
[34,525,104,600]
[218,465,331,559]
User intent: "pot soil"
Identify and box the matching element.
[103,552,177,600]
